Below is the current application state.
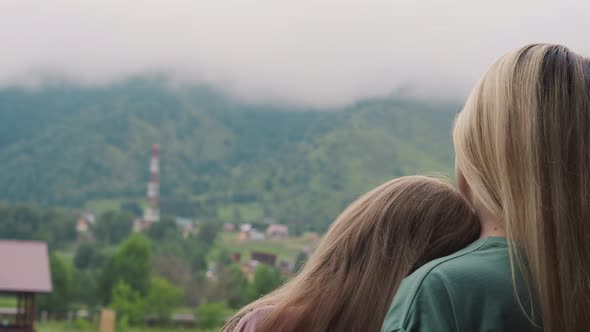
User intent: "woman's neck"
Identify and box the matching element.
[479,214,506,238]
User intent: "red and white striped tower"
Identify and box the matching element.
[144,144,160,223]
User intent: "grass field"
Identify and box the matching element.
[0,295,16,307]
[85,198,146,216]
[215,203,264,223]
[211,231,318,264]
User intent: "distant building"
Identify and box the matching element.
[76,217,90,234]
[237,231,249,242]
[133,218,153,233]
[230,252,241,263]
[76,212,96,241]
[175,217,194,238]
[76,309,89,320]
[223,223,236,232]
[0,240,52,332]
[239,224,252,233]
[266,224,289,239]
[237,224,266,241]
[82,212,96,224]
[205,270,216,281]
[171,313,197,328]
[251,251,277,267]
[249,230,266,241]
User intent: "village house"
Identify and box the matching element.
[236,224,251,241]
[230,252,241,263]
[133,218,153,232]
[249,229,266,241]
[237,224,266,241]
[237,224,252,242]
[76,212,96,240]
[175,217,194,238]
[266,224,289,239]
[251,251,277,267]
[223,223,236,232]
[239,224,252,233]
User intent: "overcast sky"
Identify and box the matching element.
[1,0,588,107]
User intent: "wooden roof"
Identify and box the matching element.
[0,240,52,293]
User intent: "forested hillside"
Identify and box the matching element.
[0,78,459,231]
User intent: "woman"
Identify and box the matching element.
[382,44,590,332]
[222,176,480,332]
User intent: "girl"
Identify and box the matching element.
[223,176,479,332]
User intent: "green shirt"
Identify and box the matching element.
[381,237,541,332]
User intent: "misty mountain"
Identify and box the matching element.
[0,78,459,231]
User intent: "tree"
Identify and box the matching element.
[187,243,209,273]
[146,215,178,241]
[144,277,182,321]
[249,265,283,301]
[0,204,41,239]
[74,243,106,270]
[100,234,152,304]
[39,253,72,313]
[196,221,220,247]
[71,268,100,308]
[150,231,209,274]
[152,255,201,305]
[99,259,116,305]
[94,211,133,245]
[114,234,152,295]
[37,209,77,249]
[197,301,228,329]
[111,277,182,325]
[120,201,143,217]
[207,264,249,309]
[0,204,76,250]
[152,255,192,287]
[212,249,233,268]
[110,281,145,325]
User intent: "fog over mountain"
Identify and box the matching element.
[1,0,588,106]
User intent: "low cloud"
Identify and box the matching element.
[1,0,588,106]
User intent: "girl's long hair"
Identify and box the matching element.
[222,176,479,332]
[453,44,590,331]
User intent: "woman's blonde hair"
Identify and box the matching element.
[222,175,479,332]
[454,44,590,331]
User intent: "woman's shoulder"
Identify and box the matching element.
[381,237,519,332]
[232,305,275,332]
[404,237,511,291]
